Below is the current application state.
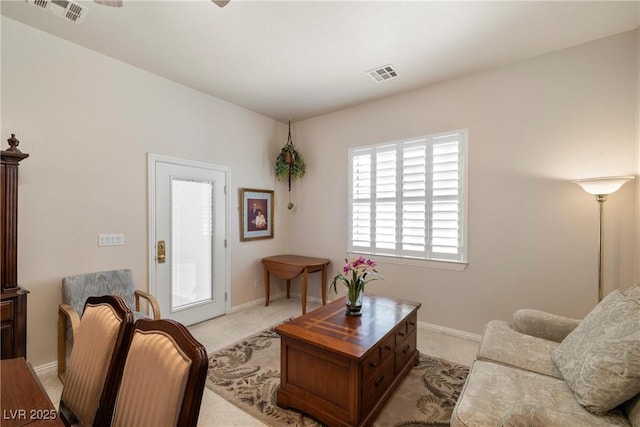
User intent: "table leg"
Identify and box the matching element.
[321,264,327,305]
[286,279,291,299]
[264,267,270,307]
[302,268,308,314]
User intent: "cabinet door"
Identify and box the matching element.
[0,323,14,359]
[0,300,14,359]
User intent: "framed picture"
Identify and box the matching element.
[240,188,274,241]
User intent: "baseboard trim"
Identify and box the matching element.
[287,292,324,306]
[230,292,325,314]
[33,360,58,377]
[237,294,482,342]
[234,295,482,342]
[418,321,482,342]
[33,299,481,374]
[230,292,287,313]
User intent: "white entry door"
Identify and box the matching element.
[148,154,229,326]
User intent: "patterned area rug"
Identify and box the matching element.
[206,327,469,427]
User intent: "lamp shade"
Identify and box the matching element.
[573,176,634,196]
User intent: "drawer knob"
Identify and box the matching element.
[403,344,410,354]
[409,321,416,327]
[375,374,385,387]
[369,361,377,368]
[398,332,405,337]
[385,345,393,351]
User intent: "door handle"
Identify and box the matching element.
[157,240,166,263]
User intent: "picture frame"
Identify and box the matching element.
[240,188,274,241]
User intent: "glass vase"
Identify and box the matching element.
[345,286,363,316]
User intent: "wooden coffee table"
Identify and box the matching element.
[275,294,421,427]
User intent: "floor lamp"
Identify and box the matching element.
[573,176,634,302]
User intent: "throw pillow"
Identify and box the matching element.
[551,289,640,414]
[624,284,640,302]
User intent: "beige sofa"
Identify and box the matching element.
[452,286,640,426]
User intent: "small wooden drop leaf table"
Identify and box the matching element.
[261,255,331,314]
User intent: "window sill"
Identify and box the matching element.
[348,251,468,271]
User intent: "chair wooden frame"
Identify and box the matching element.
[111,318,208,427]
[58,295,134,427]
[58,289,160,383]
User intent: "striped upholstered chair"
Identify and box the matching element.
[58,269,161,382]
[58,295,134,427]
[110,318,208,427]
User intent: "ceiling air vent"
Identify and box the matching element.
[366,64,399,82]
[26,0,88,24]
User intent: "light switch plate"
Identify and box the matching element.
[98,233,125,247]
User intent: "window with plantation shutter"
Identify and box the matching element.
[348,130,467,264]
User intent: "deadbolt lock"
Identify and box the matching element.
[157,240,166,263]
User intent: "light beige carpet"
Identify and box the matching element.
[206,327,469,427]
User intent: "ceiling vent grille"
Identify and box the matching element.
[26,0,88,24]
[367,64,399,82]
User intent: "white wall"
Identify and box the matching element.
[289,30,639,334]
[1,17,290,366]
[2,15,638,365]
[637,27,640,282]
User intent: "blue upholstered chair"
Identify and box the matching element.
[57,269,160,382]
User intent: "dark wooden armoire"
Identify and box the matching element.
[1,134,29,359]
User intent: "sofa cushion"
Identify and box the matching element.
[551,290,640,414]
[512,308,580,343]
[501,404,630,427]
[450,361,629,427]
[477,320,562,379]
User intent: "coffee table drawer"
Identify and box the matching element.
[362,356,394,416]
[395,329,417,375]
[406,313,417,335]
[381,333,395,361]
[395,312,417,345]
[362,347,381,381]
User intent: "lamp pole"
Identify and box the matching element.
[596,194,606,302]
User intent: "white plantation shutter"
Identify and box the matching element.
[352,153,372,248]
[375,147,397,252]
[348,130,467,263]
[402,141,427,255]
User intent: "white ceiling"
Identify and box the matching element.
[2,0,639,122]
